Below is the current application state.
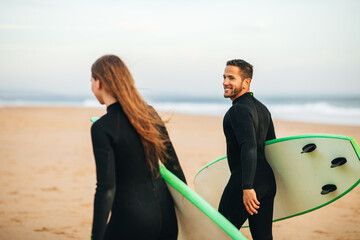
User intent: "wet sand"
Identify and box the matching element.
[0,107,359,239]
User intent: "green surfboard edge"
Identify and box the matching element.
[195,134,360,226]
[90,116,100,123]
[160,165,247,240]
[194,155,227,181]
[265,133,353,145]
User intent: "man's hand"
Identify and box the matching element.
[243,189,260,215]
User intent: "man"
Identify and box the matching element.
[218,59,276,240]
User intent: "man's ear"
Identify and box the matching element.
[244,78,251,89]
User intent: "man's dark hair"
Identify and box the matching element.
[226,59,253,80]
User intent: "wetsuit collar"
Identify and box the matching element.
[232,92,253,105]
[107,101,121,112]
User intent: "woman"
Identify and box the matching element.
[90,55,186,240]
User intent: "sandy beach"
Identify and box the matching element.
[0,106,359,240]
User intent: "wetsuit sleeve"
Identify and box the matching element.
[266,117,276,141]
[229,106,257,189]
[161,125,187,184]
[91,123,116,240]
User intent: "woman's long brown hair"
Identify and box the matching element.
[91,55,168,176]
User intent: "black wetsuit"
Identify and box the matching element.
[91,102,186,240]
[218,92,276,240]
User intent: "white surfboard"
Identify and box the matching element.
[194,134,360,226]
[160,165,247,240]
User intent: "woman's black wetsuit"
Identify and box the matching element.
[218,92,276,240]
[90,102,186,240]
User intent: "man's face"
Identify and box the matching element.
[223,65,243,100]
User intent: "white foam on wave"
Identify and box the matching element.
[82,99,104,108]
[0,99,78,107]
[1,97,359,126]
[153,102,229,116]
[153,101,360,126]
[0,98,105,108]
[268,102,360,125]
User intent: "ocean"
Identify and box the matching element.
[1,93,360,126]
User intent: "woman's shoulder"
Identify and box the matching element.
[91,115,105,133]
[91,113,113,133]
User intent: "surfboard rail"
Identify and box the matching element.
[265,133,354,145]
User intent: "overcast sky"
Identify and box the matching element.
[1,0,359,98]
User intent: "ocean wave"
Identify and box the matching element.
[268,102,360,125]
[153,102,229,116]
[81,99,103,107]
[0,98,103,108]
[1,98,359,126]
[153,101,360,126]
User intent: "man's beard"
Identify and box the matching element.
[224,81,243,98]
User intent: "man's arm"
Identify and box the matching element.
[229,105,260,215]
[229,106,257,189]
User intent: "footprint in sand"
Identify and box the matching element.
[34,227,78,239]
[41,187,59,192]
[313,229,331,237]
[10,217,22,223]
[34,227,51,232]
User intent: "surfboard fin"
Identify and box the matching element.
[331,157,347,168]
[301,143,317,154]
[321,184,337,195]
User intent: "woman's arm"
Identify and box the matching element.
[90,123,116,240]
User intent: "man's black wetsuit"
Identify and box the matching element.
[218,92,276,240]
[91,102,186,240]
